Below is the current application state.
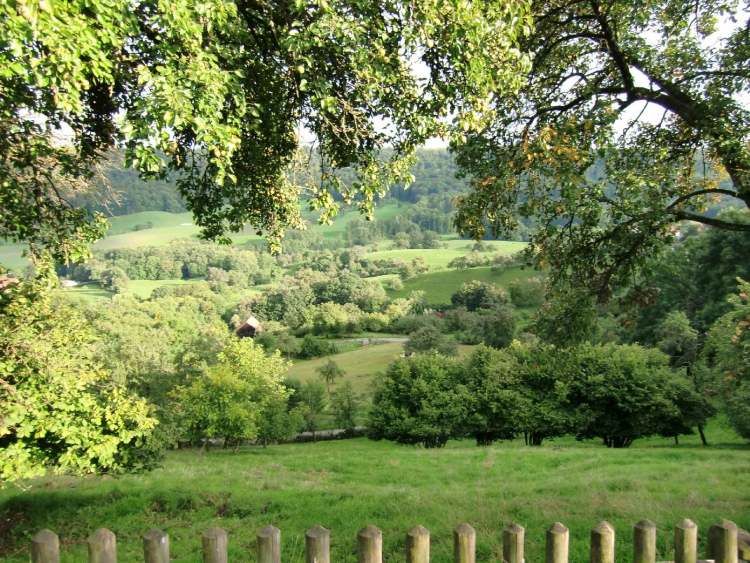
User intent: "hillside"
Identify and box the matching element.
[0,427,747,563]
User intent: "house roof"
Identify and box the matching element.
[243,315,262,328]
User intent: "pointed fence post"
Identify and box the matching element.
[590,521,615,563]
[503,523,524,563]
[31,529,59,563]
[407,526,430,563]
[202,527,228,563]
[546,522,569,563]
[143,529,169,563]
[358,525,382,563]
[306,525,330,563]
[674,519,697,563]
[454,523,476,563]
[88,528,117,563]
[708,520,738,563]
[258,525,281,563]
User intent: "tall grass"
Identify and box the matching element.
[1,421,747,562]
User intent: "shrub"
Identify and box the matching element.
[171,339,290,447]
[451,280,509,311]
[405,325,458,356]
[298,334,338,359]
[368,354,469,448]
[330,382,360,433]
[565,344,711,447]
[508,276,546,308]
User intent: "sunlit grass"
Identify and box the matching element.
[1,420,747,563]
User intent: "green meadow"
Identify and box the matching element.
[1,422,747,563]
[388,265,538,306]
[365,240,526,271]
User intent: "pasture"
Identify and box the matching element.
[388,266,538,306]
[1,423,747,563]
[365,240,526,271]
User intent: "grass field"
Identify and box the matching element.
[389,265,539,306]
[286,341,476,396]
[365,240,527,271]
[1,422,747,563]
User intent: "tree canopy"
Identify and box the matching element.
[2,0,531,259]
[453,0,750,299]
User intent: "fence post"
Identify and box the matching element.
[708,521,738,563]
[590,521,615,563]
[454,523,476,563]
[358,525,383,563]
[202,527,228,563]
[31,529,59,563]
[634,520,656,563]
[503,523,524,563]
[143,529,169,563]
[546,522,569,563]
[407,526,430,563]
[88,528,117,563]
[674,519,697,563]
[306,525,330,563]
[258,525,281,563]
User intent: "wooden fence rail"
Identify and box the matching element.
[29,519,748,563]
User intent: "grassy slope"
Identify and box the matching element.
[1,424,747,563]
[389,265,539,306]
[365,240,526,271]
[286,342,476,396]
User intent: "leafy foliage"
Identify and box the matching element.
[369,354,469,448]
[0,280,158,483]
[454,0,750,299]
[2,0,532,257]
[171,339,289,446]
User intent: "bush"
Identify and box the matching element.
[565,344,711,447]
[405,325,458,356]
[451,280,509,311]
[171,339,290,447]
[298,334,339,359]
[508,276,546,308]
[331,382,360,433]
[368,354,469,448]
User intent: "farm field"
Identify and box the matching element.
[1,424,747,563]
[365,239,527,271]
[286,341,476,396]
[389,265,539,305]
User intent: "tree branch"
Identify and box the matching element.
[671,210,750,231]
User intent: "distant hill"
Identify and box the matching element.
[72,149,467,217]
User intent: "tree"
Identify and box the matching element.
[172,339,290,448]
[701,279,750,440]
[454,0,750,300]
[451,281,509,311]
[460,346,524,445]
[98,266,129,294]
[317,359,345,393]
[478,305,517,348]
[405,325,458,356]
[369,354,469,448]
[566,344,711,447]
[298,382,328,440]
[257,398,304,446]
[330,382,359,434]
[2,0,531,260]
[0,279,159,483]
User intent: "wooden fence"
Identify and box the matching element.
[28,519,749,563]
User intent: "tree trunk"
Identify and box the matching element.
[698,424,708,446]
